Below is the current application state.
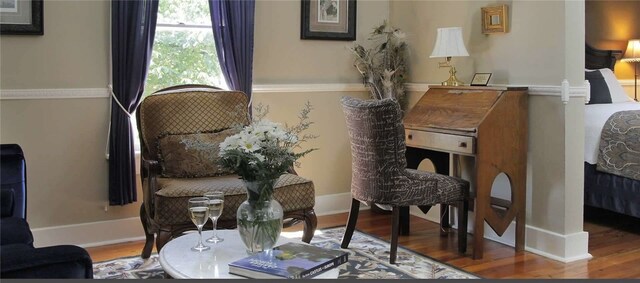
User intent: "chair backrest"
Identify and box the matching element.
[136,85,250,161]
[340,97,407,199]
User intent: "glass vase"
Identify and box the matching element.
[237,178,283,254]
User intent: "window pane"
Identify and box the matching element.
[145,28,225,95]
[157,0,211,25]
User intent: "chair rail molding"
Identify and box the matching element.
[1,82,591,100]
[0,88,109,100]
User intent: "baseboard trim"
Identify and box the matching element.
[30,217,145,248]
[29,192,362,248]
[483,221,591,263]
[314,192,369,216]
[408,209,592,263]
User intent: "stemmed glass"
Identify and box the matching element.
[204,191,225,243]
[188,197,211,251]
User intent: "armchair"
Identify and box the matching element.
[339,97,470,264]
[0,144,93,278]
[136,85,318,258]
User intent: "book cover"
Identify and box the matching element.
[228,242,348,279]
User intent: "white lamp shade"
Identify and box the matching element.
[621,39,640,62]
[429,27,469,58]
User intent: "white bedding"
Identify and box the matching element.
[584,101,640,164]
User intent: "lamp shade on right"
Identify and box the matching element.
[622,39,640,62]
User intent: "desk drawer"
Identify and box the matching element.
[405,130,475,155]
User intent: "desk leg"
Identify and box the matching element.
[473,201,485,259]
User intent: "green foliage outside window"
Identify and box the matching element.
[144,0,224,96]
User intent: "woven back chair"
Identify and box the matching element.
[136,85,317,258]
[340,96,470,263]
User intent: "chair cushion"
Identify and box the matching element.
[152,174,315,225]
[157,128,237,178]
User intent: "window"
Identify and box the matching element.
[145,0,226,95]
[135,0,226,153]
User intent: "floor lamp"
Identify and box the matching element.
[621,39,640,101]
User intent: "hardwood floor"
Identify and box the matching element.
[86,208,640,278]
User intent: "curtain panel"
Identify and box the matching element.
[109,0,158,205]
[208,0,255,102]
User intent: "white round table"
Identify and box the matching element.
[159,230,340,279]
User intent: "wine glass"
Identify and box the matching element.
[188,197,211,251]
[204,191,225,243]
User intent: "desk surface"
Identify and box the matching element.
[159,230,339,279]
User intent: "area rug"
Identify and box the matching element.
[93,227,477,279]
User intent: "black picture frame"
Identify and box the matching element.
[0,0,43,35]
[301,0,356,41]
[470,73,492,86]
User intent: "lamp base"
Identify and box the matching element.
[441,66,465,86]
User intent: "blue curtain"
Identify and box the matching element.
[109,0,158,205]
[208,0,255,100]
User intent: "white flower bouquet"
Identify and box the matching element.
[218,103,316,201]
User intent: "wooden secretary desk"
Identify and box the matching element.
[403,86,528,259]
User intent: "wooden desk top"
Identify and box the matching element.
[403,86,527,136]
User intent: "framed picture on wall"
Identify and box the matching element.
[301,0,356,41]
[0,0,43,35]
[481,4,508,34]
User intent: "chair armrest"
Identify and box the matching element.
[0,244,93,278]
[141,157,161,219]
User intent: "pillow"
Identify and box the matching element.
[157,128,238,178]
[586,68,633,103]
[585,70,612,104]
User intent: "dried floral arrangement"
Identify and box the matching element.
[349,21,409,107]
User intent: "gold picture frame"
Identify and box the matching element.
[481,5,508,34]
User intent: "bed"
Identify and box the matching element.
[584,44,640,218]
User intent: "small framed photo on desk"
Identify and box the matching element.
[470,73,492,86]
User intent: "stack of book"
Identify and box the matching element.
[228,242,348,279]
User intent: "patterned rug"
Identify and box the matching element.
[93,227,477,279]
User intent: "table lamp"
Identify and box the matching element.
[621,39,640,101]
[430,27,469,86]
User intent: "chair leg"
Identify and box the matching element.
[390,206,400,264]
[457,200,469,254]
[302,209,318,243]
[341,198,360,249]
[156,229,172,253]
[140,204,155,259]
[399,206,410,235]
[440,204,450,237]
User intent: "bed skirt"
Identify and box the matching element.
[585,162,640,218]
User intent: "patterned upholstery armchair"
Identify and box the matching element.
[339,97,470,264]
[136,85,317,258]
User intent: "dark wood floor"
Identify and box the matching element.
[87,207,640,278]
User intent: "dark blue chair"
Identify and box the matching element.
[1,144,93,278]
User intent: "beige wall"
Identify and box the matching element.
[253,0,390,83]
[391,0,586,239]
[0,0,588,257]
[252,90,370,197]
[0,0,390,228]
[0,0,141,228]
[586,0,640,80]
[391,0,566,85]
[0,1,109,88]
